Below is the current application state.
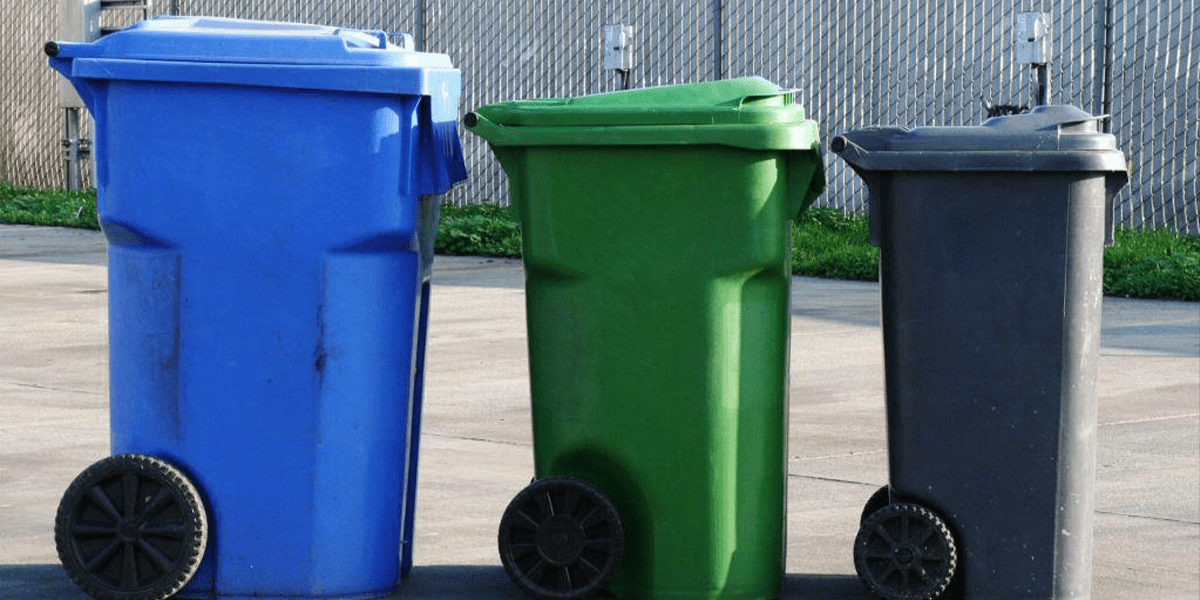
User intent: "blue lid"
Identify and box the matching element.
[52,16,450,67]
[46,17,468,195]
[47,16,457,97]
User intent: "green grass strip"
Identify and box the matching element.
[0,181,98,229]
[1104,227,1200,301]
[792,208,880,281]
[436,202,522,258]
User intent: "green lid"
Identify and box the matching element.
[466,77,821,150]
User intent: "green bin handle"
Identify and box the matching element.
[787,147,827,220]
[463,111,508,144]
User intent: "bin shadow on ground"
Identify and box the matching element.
[0,226,106,266]
[1098,297,1200,358]
[429,256,526,290]
[781,574,875,599]
[399,567,875,600]
[399,566,875,600]
[0,564,88,600]
[0,562,874,600]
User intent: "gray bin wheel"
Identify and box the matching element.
[55,454,208,600]
[498,476,624,600]
[854,502,957,600]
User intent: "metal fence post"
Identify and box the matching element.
[414,0,426,51]
[711,0,723,81]
[1092,0,1114,132]
[57,0,101,190]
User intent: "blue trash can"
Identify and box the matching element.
[46,17,466,600]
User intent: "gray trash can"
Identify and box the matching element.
[832,106,1128,600]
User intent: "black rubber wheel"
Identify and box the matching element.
[854,502,957,600]
[861,486,891,525]
[55,454,208,600]
[498,476,624,600]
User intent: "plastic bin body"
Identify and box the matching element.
[469,78,825,600]
[834,106,1127,600]
[48,17,466,599]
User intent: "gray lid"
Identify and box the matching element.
[832,105,1128,173]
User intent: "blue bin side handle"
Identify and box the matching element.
[46,41,101,113]
[415,95,468,197]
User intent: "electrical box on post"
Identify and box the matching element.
[1016,12,1051,64]
[602,24,634,71]
[58,0,102,107]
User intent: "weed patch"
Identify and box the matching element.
[0,181,98,229]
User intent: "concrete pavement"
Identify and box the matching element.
[1,224,1196,599]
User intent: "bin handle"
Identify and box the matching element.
[1043,113,1112,133]
[737,90,795,109]
[829,135,887,245]
[333,28,391,50]
[463,111,508,143]
[830,134,881,172]
[787,148,826,220]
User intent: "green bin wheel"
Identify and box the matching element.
[854,502,957,600]
[55,454,208,600]
[498,476,624,600]
[860,486,892,525]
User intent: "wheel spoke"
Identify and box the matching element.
[508,541,537,557]
[136,538,174,573]
[516,509,541,530]
[139,486,172,521]
[578,506,604,529]
[873,524,898,547]
[563,489,581,518]
[141,522,188,539]
[121,542,138,588]
[542,491,556,517]
[864,551,891,561]
[122,472,138,517]
[87,486,122,522]
[526,557,548,583]
[874,563,898,584]
[899,567,910,591]
[583,537,613,550]
[915,525,935,546]
[560,566,573,591]
[901,515,910,542]
[83,539,122,573]
[71,521,117,537]
[578,556,601,575]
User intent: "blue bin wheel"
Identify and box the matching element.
[854,502,957,600]
[860,486,892,525]
[498,476,624,600]
[55,454,208,600]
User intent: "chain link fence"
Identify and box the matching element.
[3,0,1196,233]
[2,1,65,190]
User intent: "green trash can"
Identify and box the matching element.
[466,77,825,600]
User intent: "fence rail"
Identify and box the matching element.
[3,0,1196,233]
